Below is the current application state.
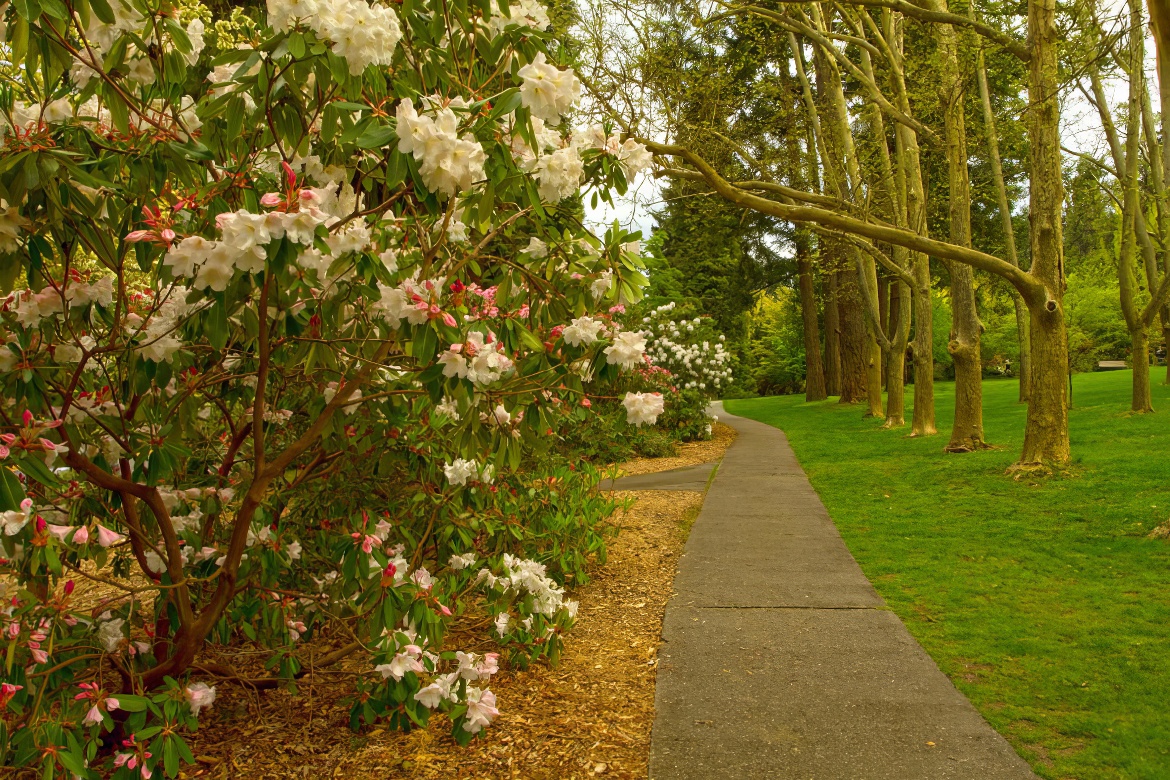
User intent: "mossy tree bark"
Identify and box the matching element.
[797,232,828,401]
[1020,0,1070,465]
[932,1,986,452]
[825,271,843,396]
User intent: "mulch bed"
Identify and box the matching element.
[180,426,737,778]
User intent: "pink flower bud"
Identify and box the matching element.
[34,516,45,533]
[21,410,33,427]
[260,193,282,207]
[282,160,296,188]
[63,580,75,596]
[72,526,89,545]
[124,230,154,243]
[96,525,125,548]
[160,228,176,244]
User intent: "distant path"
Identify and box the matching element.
[648,403,1037,779]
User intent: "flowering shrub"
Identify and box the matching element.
[621,301,729,441]
[0,0,661,774]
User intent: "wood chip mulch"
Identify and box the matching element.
[181,426,737,779]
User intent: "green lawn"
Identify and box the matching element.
[726,370,1170,780]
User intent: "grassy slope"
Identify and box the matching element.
[726,370,1170,780]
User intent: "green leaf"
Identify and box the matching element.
[0,468,25,512]
[354,124,395,149]
[116,696,150,715]
[488,88,522,119]
[17,455,60,488]
[89,0,114,23]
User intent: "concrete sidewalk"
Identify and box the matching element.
[649,405,1037,779]
[601,462,719,492]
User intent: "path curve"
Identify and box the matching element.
[648,403,1037,779]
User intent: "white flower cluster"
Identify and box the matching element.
[133,295,199,364]
[517,52,580,126]
[371,274,444,327]
[562,315,605,347]
[443,458,494,486]
[476,554,578,618]
[622,391,665,427]
[438,331,515,385]
[412,651,500,733]
[604,330,647,369]
[396,98,487,198]
[535,145,585,202]
[642,302,732,391]
[3,277,114,331]
[267,0,402,74]
[484,0,551,37]
[164,207,330,291]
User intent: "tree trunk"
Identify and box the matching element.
[885,279,911,426]
[879,275,890,388]
[946,262,987,450]
[837,270,869,403]
[909,257,937,435]
[885,12,935,436]
[1133,329,1154,412]
[934,1,986,452]
[825,271,842,396]
[797,239,828,402]
[1019,0,1070,466]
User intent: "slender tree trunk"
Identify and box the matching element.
[879,275,890,388]
[1020,0,1071,465]
[975,39,1031,402]
[910,255,937,435]
[812,12,883,417]
[1133,329,1153,412]
[797,235,828,401]
[933,1,986,452]
[885,279,911,426]
[884,11,935,435]
[837,270,870,403]
[946,262,987,450]
[825,271,842,396]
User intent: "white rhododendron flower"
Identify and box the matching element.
[623,392,665,427]
[450,552,477,570]
[562,316,604,346]
[268,0,402,74]
[535,145,583,202]
[463,687,499,733]
[444,458,478,486]
[591,270,613,299]
[485,0,551,36]
[605,330,647,368]
[185,683,217,717]
[396,98,486,197]
[517,52,581,125]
